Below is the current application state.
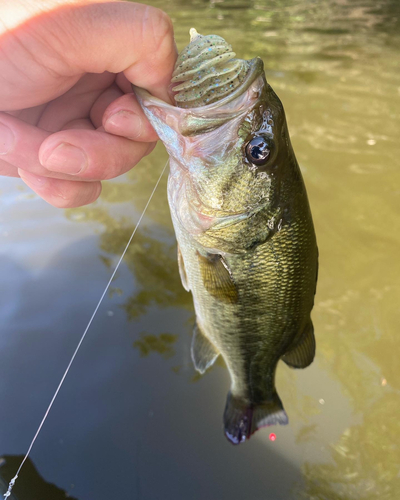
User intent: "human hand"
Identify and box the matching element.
[0,0,176,207]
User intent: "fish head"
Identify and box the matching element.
[135,53,299,253]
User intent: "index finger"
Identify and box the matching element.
[59,2,178,102]
[72,2,178,103]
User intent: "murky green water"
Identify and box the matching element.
[1,0,400,498]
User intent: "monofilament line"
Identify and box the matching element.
[3,160,168,499]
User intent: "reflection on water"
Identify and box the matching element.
[0,456,78,500]
[301,393,400,498]
[1,0,400,498]
[66,202,193,319]
[65,168,194,326]
[133,332,178,359]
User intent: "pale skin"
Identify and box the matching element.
[0,0,177,207]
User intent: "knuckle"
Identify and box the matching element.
[81,182,102,205]
[148,7,173,36]
[49,181,102,208]
[50,192,73,208]
[92,181,102,201]
[50,197,72,209]
[47,182,80,208]
[101,162,120,180]
[144,7,174,58]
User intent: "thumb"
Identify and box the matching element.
[0,0,177,109]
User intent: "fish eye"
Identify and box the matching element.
[245,136,273,167]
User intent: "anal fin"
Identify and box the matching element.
[281,322,316,369]
[191,323,219,374]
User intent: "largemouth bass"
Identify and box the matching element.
[134,29,318,445]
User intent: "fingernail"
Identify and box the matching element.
[0,122,15,155]
[41,143,87,174]
[19,170,49,188]
[104,110,143,139]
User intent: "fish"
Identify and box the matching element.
[134,29,318,445]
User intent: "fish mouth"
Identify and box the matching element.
[133,57,264,115]
[134,58,268,236]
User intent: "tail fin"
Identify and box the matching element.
[223,392,288,445]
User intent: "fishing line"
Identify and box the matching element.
[3,160,169,499]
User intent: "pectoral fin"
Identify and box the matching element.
[281,322,316,369]
[177,245,190,291]
[191,323,219,374]
[197,251,238,304]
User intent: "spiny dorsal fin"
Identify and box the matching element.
[281,322,316,369]
[177,245,190,292]
[197,251,238,304]
[191,323,220,374]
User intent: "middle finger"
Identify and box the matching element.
[0,112,155,181]
[39,128,156,180]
